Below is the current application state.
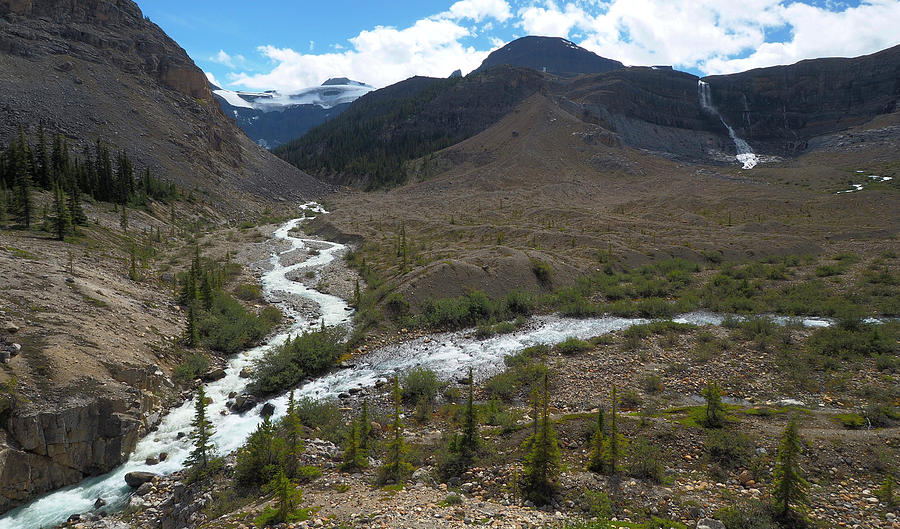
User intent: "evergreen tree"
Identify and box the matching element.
[521,373,560,505]
[601,385,627,474]
[587,404,606,473]
[457,366,480,467]
[771,418,809,521]
[378,377,413,483]
[358,399,372,450]
[50,183,72,240]
[263,469,302,524]
[185,304,198,347]
[186,385,216,469]
[67,183,87,226]
[235,414,284,488]
[353,279,361,307]
[200,274,213,310]
[35,123,51,188]
[702,382,726,428]
[341,419,367,471]
[115,150,133,205]
[877,474,897,508]
[12,131,33,228]
[283,390,304,479]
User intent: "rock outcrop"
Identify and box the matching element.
[0,365,174,513]
[476,36,624,77]
[0,0,330,212]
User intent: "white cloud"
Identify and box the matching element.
[442,0,512,22]
[515,0,900,73]
[204,71,220,87]
[209,49,245,69]
[231,10,509,90]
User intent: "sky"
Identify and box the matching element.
[139,0,900,93]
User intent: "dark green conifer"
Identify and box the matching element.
[186,385,215,469]
[521,373,560,505]
[771,418,809,522]
[51,183,72,240]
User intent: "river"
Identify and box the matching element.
[0,203,841,529]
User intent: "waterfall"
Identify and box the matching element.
[698,80,759,169]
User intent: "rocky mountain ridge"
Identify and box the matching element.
[0,0,329,213]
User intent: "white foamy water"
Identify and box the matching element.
[0,205,853,527]
[699,80,759,169]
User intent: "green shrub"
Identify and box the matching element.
[234,283,263,301]
[556,337,591,355]
[485,350,549,402]
[806,322,897,360]
[442,493,463,506]
[705,429,752,468]
[531,259,553,284]
[581,489,613,518]
[628,437,665,483]
[292,397,345,443]
[401,367,440,405]
[832,413,866,429]
[197,292,278,354]
[643,374,664,393]
[715,501,778,529]
[250,326,346,395]
[505,289,537,316]
[174,353,209,382]
[814,264,843,277]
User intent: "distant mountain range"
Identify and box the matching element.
[211,79,374,148]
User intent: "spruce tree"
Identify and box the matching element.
[186,385,215,469]
[120,203,128,233]
[341,420,367,471]
[771,418,809,521]
[200,274,213,310]
[235,414,283,488]
[263,469,302,524]
[67,184,87,226]
[521,373,560,505]
[35,123,50,188]
[185,304,198,347]
[702,382,726,428]
[378,377,413,483]
[283,390,304,479]
[12,134,32,228]
[50,183,72,240]
[358,399,372,450]
[602,385,627,474]
[587,404,605,473]
[457,366,480,467]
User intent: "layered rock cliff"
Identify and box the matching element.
[0,0,329,212]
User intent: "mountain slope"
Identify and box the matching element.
[0,0,329,213]
[274,67,546,189]
[475,36,624,76]
[212,79,374,148]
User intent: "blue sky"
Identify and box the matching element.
[139,0,900,92]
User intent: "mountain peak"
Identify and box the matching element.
[477,35,623,76]
[322,77,369,87]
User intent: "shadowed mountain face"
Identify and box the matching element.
[276,42,899,188]
[704,45,900,154]
[0,0,329,213]
[475,36,624,76]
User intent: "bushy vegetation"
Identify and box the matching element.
[485,345,550,402]
[400,367,440,405]
[250,325,346,395]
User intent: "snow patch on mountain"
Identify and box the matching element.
[214,79,373,112]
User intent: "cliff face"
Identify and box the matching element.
[704,45,900,154]
[0,0,329,212]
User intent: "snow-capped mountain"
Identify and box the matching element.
[212,78,374,148]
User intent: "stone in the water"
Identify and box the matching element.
[231,394,257,413]
[145,456,159,465]
[158,452,168,461]
[203,368,226,381]
[124,471,157,488]
[135,482,154,496]
[94,497,106,509]
[260,402,275,417]
[239,366,253,378]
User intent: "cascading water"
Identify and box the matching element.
[0,202,352,529]
[698,80,759,169]
[0,207,854,529]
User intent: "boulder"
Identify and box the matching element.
[124,471,157,488]
[238,367,253,379]
[697,519,726,529]
[2,322,18,334]
[145,456,159,466]
[135,482,153,496]
[231,394,256,414]
[94,497,106,509]
[158,452,168,462]
[260,402,275,417]
[202,368,226,382]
